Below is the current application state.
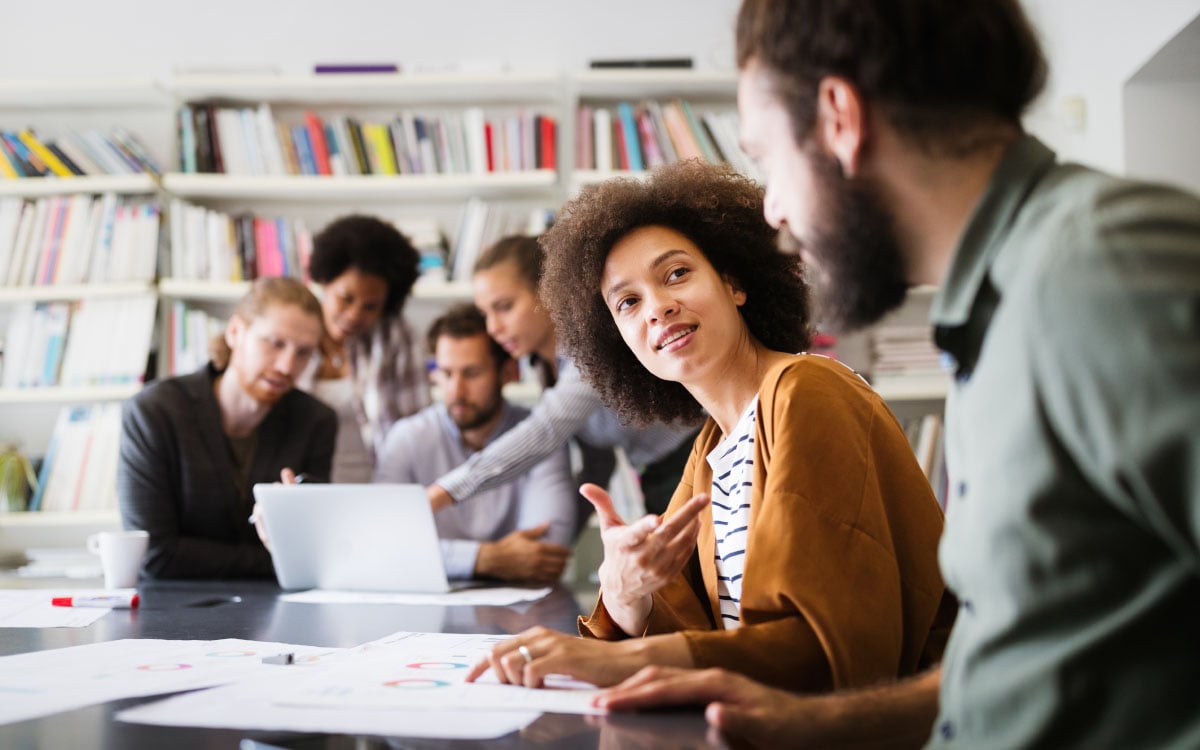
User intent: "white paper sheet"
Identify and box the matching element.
[0,637,341,725]
[0,588,120,628]
[278,586,552,607]
[273,631,604,716]
[117,673,539,739]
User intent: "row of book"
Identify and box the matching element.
[870,324,945,379]
[449,199,554,282]
[574,100,759,179]
[177,104,558,177]
[0,195,160,288]
[0,296,156,389]
[0,128,160,179]
[901,413,948,508]
[164,301,225,377]
[29,403,121,512]
[167,200,312,283]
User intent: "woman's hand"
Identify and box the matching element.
[464,626,669,689]
[581,484,709,635]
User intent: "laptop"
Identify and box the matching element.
[253,483,471,593]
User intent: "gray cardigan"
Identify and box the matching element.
[118,366,337,580]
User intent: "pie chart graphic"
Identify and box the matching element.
[136,663,193,671]
[384,678,450,689]
[405,661,468,670]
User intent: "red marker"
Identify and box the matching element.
[51,593,140,609]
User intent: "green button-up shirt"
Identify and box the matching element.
[928,135,1200,749]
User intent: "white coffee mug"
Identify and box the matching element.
[86,530,149,589]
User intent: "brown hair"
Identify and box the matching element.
[209,277,325,371]
[473,234,543,290]
[540,160,812,426]
[425,303,510,367]
[736,0,1047,153]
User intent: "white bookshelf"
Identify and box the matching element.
[168,72,562,106]
[0,77,165,108]
[0,175,158,197]
[872,374,951,402]
[571,70,738,99]
[0,281,155,303]
[158,277,473,304]
[0,384,141,405]
[161,171,557,201]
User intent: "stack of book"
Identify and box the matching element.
[164,301,226,377]
[29,403,122,512]
[0,195,160,287]
[167,200,312,282]
[901,413,947,508]
[449,200,554,282]
[869,324,945,383]
[1,295,156,389]
[0,128,160,178]
[176,104,557,176]
[575,100,758,179]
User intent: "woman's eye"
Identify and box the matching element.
[668,267,689,281]
[615,296,637,312]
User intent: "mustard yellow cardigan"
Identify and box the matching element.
[580,355,955,692]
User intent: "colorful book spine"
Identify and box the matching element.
[616,103,644,172]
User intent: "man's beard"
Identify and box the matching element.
[449,395,503,431]
[780,150,909,333]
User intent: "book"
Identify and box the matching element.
[314,63,399,73]
[304,111,332,176]
[589,57,693,69]
[193,107,215,173]
[538,115,556,170]
[18,130,74,178]
[635,106,665,169]
[592,109,613,172]
[0,140,22,177]
[56,134,106,177]
[178,105,197,173]
[2,132,46,176]
[291,125,316,175]
[45,143,85,176]
[616,103,643,171]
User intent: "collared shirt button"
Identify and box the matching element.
[962,599,974,614]
[939,720,955,740]
[957,481,968,498]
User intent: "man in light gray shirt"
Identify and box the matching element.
[376,304,575,584]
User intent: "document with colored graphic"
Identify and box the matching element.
[0,638,341,725]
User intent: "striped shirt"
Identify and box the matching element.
[436,356,695,503]
[706,399,757,630]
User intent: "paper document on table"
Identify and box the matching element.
[272,630,605,715]
[278,586,552,606]
[0,588,117,627]
[118,671,538,739]
[0,637,341,725]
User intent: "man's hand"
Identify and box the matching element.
[598,666,942,750]
[581,483,709,636]
[475,523,570,584]
[428,484,455,512]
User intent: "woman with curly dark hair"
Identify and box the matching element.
[467,161,954,697]
[303,214,429,482]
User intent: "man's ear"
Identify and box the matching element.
[225,314,246,351]
[815,76,867,176]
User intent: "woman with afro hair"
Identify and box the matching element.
[467,161,955,696]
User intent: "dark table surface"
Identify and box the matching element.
[0,580,719,750]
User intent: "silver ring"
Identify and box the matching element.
[517,645,533,665]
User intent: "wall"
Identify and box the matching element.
[1021,0,1200,173]
[0,1,741,76]
[3,0,1199,174]
[1124,81,1200,194]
